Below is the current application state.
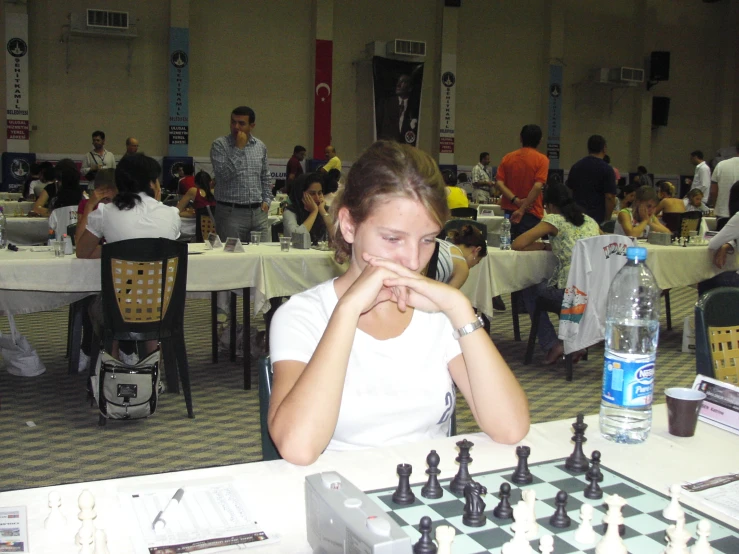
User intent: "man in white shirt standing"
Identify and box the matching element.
[687,150,711,198]
[80,130,116,181]
[709,142,739,222]
[471,151,494,203]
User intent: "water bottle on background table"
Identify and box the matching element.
[499,214,511,250]
[600,246,660,444]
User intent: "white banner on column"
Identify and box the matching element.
[5,12,30,152]
[438,53,456,165]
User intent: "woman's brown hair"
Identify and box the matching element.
[329,141,449,263]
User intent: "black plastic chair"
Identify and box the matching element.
[450,207,478,220]
[600,220,616,234]
[91,238,194,422]
[695,287,739,382]
[271,220,284,242]
[258,355,282,461]
[662,211,702,239]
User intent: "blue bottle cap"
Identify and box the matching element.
[626,246,647,261]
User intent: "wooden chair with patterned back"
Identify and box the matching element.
[91,238,194,420]
[696,287,739,385]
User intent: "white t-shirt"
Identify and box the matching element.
[269,279,462,452]
[712,157,739,217]
[86,193,181,243]
[691,161,711,198]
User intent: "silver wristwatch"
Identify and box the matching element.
[452,315,485,340]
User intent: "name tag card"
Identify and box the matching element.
[223,237,245,253]
[205,233,223,250]
[692,374,739,436]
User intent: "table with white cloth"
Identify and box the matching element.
[477,215,504,234]
[476,203,504,217]
[463,243,739,318]
[5,216,50,245]
[0,192,22,200]
[1,406,736,553]
[0,242,343,318]
[177,215,282,242]
[0,200,34,215]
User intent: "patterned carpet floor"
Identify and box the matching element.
[0,287,699,492]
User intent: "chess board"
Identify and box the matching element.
[364,457,739,553]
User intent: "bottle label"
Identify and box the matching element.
[602,355,654,407]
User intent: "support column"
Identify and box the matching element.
[712,0,738,150]
[630,0,656,171]
[5,2,29,153]
[167,0,189,156]
[312,0,334,159]
[437,5,457,166]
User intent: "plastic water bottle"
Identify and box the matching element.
[0,207,6,249]
[499,214,511,250]
[600,246,659,444]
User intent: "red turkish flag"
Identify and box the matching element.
[313,39,333,159]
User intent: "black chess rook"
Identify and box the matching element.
[511,445,533,484]
[392,463,416,505]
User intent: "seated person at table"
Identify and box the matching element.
[282,172,332,244]
[700,181,739,295]
[654,180,685,217]
[268,141,529,465]
[25,162,54,201]
[512,183,600,364]
[443,169,469,210]
[75,169,117,245]
[431,224,488,289]
[614,185,670,238]
[76,154,180,259]
[615,181,636,212]
[30,159,81,217]
[684,188,711,214]
[324,168,341,207]
[177,163,195,196]
[176,170,216,217]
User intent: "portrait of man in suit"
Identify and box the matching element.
[373,59,424,148]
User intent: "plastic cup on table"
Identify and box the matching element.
[665,387,706,437]
[250,231,261,245]
[280,236,291,252]
[53,239,64,258]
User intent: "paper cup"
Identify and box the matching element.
[665,387,706,437]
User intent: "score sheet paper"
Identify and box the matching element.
[120,479,278,553]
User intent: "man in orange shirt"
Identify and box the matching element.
[494,124,549,237]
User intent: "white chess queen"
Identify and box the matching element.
[268,141,530,464]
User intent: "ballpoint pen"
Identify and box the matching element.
[152,488,185,531]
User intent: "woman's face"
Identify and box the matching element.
[302,181,324,208]
[691,194,703,207]
[341,197,441,273]
[624,191,636,204]
[636,199,657,219]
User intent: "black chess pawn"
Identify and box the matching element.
[511,445,533,484]
[450,439,474,495]
[421,450,443,499]
[413,516,437,554]
[493,482,514,520]
[565,413,590,473]
[392,463,416,505]
[583,471,603,500]
[585,450,604,483]
[462,481,487,527]
[549,490,571,528]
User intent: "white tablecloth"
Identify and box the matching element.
[0,243,343,316]
[1,406,735,554]
[0,192,22,200]
[5,217,49,245]
[464,243,739,318]
[0,200,33,215]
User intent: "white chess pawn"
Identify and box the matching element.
[94,529,111,554]
[78,521,95,554]
[435,525,455,554]
[575,503,596,545]
[78,489,97,521]
[690,520,713,554]
[539,534,554,554]
[663,484,685,521]
[522,489,539,540]
[44,490,67,530]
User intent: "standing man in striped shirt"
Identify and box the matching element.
[210,106,273,243]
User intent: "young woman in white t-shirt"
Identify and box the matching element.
[268,141,529,465]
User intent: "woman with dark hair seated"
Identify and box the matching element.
[430,224,487,289]
[30,160,83,217]
[700,181,739,295]
[177,170,216,216]
[76,154,180,259]
[513,183,601,364]
[282,172,331,244]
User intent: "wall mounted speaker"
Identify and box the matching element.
[650,51,670,82]
[652,96,670,126]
